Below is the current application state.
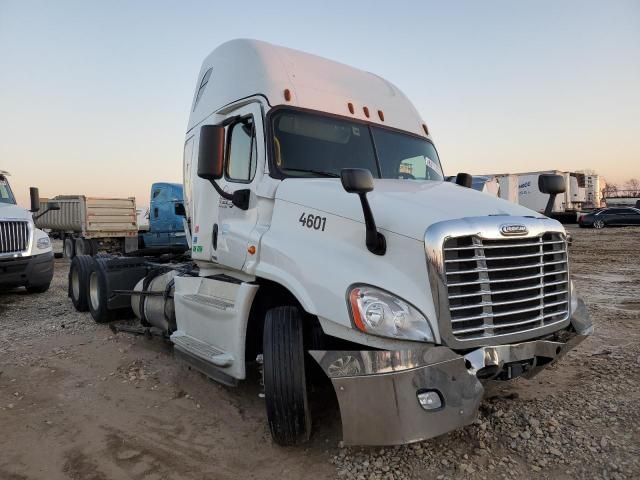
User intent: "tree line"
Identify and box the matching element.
[603,179,640,197]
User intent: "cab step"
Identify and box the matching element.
[171,331,234,367]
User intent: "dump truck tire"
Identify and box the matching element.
[75,238,93,256]
[63,238,75,259]
[68,255,94,311]
[263,306,311,446]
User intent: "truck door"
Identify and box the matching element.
[149,186,169,244]
[214,103,264,270]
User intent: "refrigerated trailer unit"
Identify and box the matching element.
[67,39,593,447]
[35,195,138,257]
[483,171,586,223]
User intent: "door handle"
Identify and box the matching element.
[212,223,218,250]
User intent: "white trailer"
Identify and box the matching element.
[67,40,592,446]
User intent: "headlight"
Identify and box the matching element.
[36,237,51,249]
[348,285,434,342]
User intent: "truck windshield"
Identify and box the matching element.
[0,176,16,205]
[271,110,444,181]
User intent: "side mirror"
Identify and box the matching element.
[31,197,61,220]
[196,124,250,211]
[341,168,374,194]
[340,168,386,255]
[174,202,186,216]
[197,125,225,181]
[538,174,566,217]
[455,172,473,188]
[538,174,566,195]
[29,187,40,212]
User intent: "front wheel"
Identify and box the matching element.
[594,219,605,229]
[263,306,311,446]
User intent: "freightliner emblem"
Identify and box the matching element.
[500,224,528,236]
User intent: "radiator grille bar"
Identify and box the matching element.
[443,232,569,341]
[0,221,29,254]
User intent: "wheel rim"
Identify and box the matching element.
[327,355,362,377]
[71,269,80,300]
[594,220,604,229]
[89,272,100,310]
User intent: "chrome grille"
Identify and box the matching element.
[443,233,569,341]
[0,221,29,254]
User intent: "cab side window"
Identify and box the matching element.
[226,117,258,183]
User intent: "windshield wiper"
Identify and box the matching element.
[282,168,340,178]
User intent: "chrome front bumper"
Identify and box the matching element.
[310,299,592,446]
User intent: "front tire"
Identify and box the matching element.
[594,219,605,229]
[263,306,311,446]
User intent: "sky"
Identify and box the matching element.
[1,0,639,208]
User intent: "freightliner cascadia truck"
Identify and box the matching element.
[67,39,593,446]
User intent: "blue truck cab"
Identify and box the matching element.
[139,182,188,250]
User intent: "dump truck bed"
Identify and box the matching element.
[36,196,138,238]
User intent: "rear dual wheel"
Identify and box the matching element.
[68,255,94,311]
[87,258,115,323]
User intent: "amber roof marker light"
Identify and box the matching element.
[422,123,429,135]
[348,102,355,114]
[284,89,292,101]
[363,106,370,118]
[378,110,385,121]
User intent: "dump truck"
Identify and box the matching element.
[0,170,58,293]
[67,39,593,447]
[35,195,138,258]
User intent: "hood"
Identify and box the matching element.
[276,179,543,240]
[0,203,32,222]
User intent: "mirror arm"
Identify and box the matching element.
[207,178,234,201]
[205,179,250,211]
[32,207,55,221]
[357,193,386,256]
[544,194,557,217]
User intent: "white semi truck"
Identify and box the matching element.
[67,40,593,446]
[0,171,59,293]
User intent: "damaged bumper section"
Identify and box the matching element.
[310,299,592,446]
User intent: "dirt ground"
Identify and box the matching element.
[1,226,639,480]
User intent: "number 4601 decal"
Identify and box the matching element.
[299,212,327,231]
